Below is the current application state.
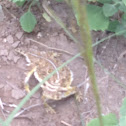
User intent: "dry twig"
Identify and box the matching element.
[28,38,83,59]
[61,120,72,126]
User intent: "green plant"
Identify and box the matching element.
[11,0,38,32]
[73,0,126,37]
[55,0,126,37]
[11,0,126,37]
[87,97,126,126]
[71,0,103,126]
[11,0,26,6]
[10,0,67,33]
[20,10,37,32]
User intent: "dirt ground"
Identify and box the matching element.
[0,0,126,126]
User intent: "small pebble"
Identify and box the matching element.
[0,49,8,56]
[4,84,12,91]
[3,38,7,43]
[37,32,42,39]
[11,89,25,99]
[0,84,4,88]
[7,51,14,61]
[7,35,14,43]
[24,38,30,44]
[2,56,8,62]
[13,56,20,63]
[7,76,11,79]
[12,41,20,48]
[15,32,23,39]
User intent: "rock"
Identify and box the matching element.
[7,76,11,79]
[8,51,20,63]
[0,49,8,56]
[15,32,23,39]
[7,35,14,43]
[37,32,43,39]
[24,38,30,44]
[7,51,14,61]
[11,41,20,48]
[0,84,4,88]
[2,56,8,62]
[13,56,20,63]
[4,84,12,91]
[3,38,7,43]
[11,89,25,99]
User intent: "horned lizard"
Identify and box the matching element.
[15,48,80,113]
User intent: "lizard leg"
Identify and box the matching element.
[42,95,56,114]
[75,88,83,102]
[24,66,37,93]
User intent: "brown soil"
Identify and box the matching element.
[0,0,126,126]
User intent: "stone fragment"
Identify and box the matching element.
[7,51,20,63]
[0,84,4,88]
[3,38,7,43]
[13,56,20,63]
[7,35,14,43]
[0,49,8,56]
[2,56,8,62]
[15,32,23,39]
[7,51,14,61]
[12,41,20,48]
[7,76,11,79]
[37,32,42,39]
[11,89,25,99]
[4,84,12,91]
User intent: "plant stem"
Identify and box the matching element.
[71,0,104,126]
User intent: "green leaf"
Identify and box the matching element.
[103,4,118,17]
[97,0,112,4]
[0,118,4,126]
[119,116,126,126]
[87,0,97,2]
[73,3,109,31]
[115,14,126,37]
[11,0,26,6]
[119,97,126,126]
[87,113,118,126]
[115,23,126,37]
[121,14,126,26]
[86,4,109,31]
[107,20,119,32]
[20,11,37,33]
[122,0,126,6]
[118,3,126,12]
[120,97,126,116]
